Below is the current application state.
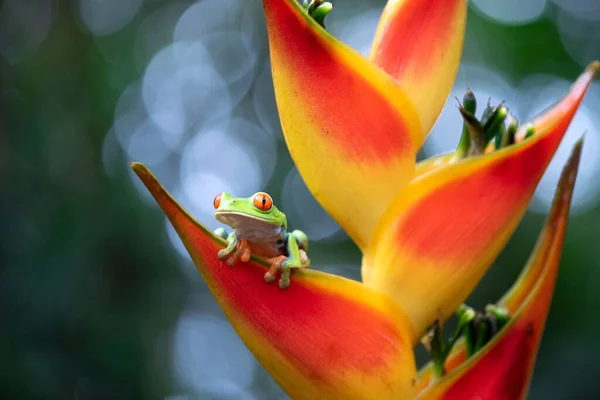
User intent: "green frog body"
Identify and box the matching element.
[213,192,310,289]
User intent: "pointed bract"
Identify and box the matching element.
[416,139,582,399]
[263,0,422,249]
[129,162,417,400]
[370,0,468,144]
[416,136,584,391]
[363,63,598,340]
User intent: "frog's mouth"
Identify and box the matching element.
[215,211,284,241]
[214,211,280,230]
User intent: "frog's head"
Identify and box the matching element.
[213,192,287,230]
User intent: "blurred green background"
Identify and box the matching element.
[1,0,599,398]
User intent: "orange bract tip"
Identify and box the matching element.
[370,0,468,143]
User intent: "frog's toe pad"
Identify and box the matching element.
[264,272,277,283]
[240,248,251,263]
[278,278,291,290]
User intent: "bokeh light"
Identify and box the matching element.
[281,168,342,242]
[553,2,600,69]
[252,62,284,140]
[78,0,142,36]
[520,77,600,213]
[133,3,189,72]
[172,312,256,397]
[3,0,600,398]
[0,0,54,65]
[471,0,548,25]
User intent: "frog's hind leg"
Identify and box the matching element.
[291,230,310,268]
[264,233,310,289]
[299,249,310,268]
[291,230,309,252]
[279,233,307,289]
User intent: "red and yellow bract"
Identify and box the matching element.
[130,1,599,399]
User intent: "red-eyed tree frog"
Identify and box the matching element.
[213,192,310,289]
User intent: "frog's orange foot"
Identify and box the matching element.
[264,255,287,284]
[299,250,310,268]
[219,240,252,266]
[264,252,310,289]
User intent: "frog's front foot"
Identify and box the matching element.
[264,256,286,285]
[264,250,309,289]
[218,239,251,266]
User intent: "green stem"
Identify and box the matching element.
[484,105,509,143]
[500,118,518,149]
[525,123,535,139]
[480,99,495,128]
[494,122,507,150]
[430,320,446,378]
[485,304,510,333]
[456,89,477,158]
[431,305,477,379]
[464,322,476,356]
[458,108,487,156]
[474,317,490,353]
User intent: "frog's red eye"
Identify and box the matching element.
[213,194,222,209]
[253,192,272,211]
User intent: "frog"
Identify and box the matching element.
[213,191,310,289]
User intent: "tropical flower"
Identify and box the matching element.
[130,0,598,399]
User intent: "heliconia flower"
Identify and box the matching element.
[262,0,598,340]
[131,134,581,400]
[129,1,599,398]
